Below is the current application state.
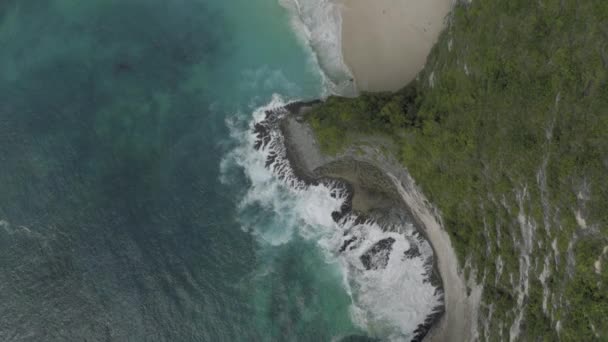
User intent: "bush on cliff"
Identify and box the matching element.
[306,0,608,340]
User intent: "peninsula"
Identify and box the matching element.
[295,0,608,340]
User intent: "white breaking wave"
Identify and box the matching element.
[221,96,443,340]
[338,217,440,339]
[279,0,356,96]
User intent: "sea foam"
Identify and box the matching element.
[279,0,356,96]
[222,96,443,340]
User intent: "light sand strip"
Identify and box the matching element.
[337,0,453,91]
[388,172,481,341]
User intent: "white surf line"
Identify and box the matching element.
[280,0,356,95]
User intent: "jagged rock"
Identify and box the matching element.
[360,237,396,270]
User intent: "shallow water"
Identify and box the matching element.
[0,1,436,341]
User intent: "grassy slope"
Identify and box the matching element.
[307,0,608,340]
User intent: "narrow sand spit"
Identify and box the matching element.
[337,0,453,92]
[388,172,482,341]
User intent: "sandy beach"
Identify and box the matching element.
[337,0,453,92]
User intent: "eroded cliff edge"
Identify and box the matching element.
[278,102,481,341]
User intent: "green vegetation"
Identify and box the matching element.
[307,0,608,340]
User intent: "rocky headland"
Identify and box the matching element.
[253,100,481,341]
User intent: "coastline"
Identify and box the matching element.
[336,0,453,92]
[278,102,480,341]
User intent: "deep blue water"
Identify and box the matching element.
[0,1,444,340]
[0,1,368,340]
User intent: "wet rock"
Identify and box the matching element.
[340,236,358,252]
[411,305,445,342]
[404,243,421,259]
[360,237,395,270]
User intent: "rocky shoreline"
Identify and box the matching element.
[253,100,463,341]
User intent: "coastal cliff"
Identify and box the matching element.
[300,0,608,340]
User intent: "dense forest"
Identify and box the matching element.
[307,0,608,340]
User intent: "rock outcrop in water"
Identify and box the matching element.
[252,100,445,342]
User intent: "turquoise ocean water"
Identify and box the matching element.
[0,0,364,340]
[0,1,440,341]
